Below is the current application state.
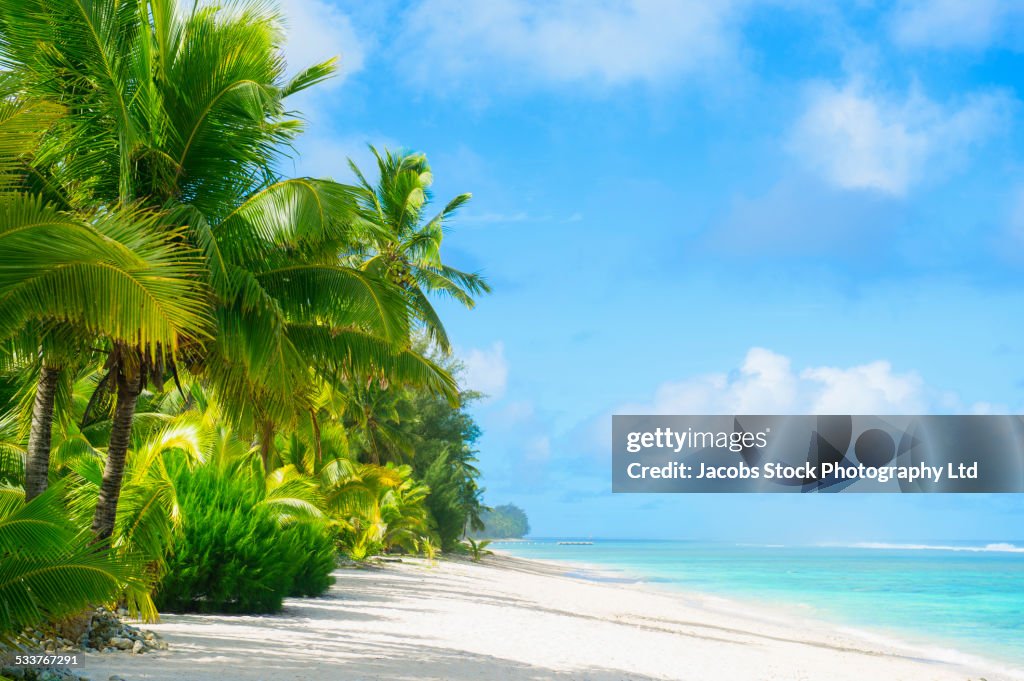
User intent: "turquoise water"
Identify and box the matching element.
[496,539,1024,669]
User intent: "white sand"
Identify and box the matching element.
[77,554,1020,681]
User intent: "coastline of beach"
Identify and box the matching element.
[72,553,1020,681]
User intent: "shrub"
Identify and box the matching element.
[458,537,492,562]
[285,521,336,597]
[153,465,335,614]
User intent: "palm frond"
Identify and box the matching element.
[0,196,210,349]
[0,484,142,639]
[282,58,337,97]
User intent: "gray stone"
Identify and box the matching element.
[107,637,132,650]
[131,640,144,654]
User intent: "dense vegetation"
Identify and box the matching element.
[0,0,493,643]
[475,504,531,539]
[152,459,338,613]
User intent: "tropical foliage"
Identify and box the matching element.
[346,146,491,353]
[0,0,492,643]
[461,537,493,563]
[153,459,337,613]
[0,484,143,645]
[338,346,487,550]
[474,504,531,539]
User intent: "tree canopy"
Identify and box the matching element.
[475,504,531,539]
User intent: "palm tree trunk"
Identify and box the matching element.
[91,374,142,541]
[309,409,322,469]
[24,363,61,501]
[259,421,274,474]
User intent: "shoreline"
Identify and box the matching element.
[74,553,1021,681]
[491,548,1024,679]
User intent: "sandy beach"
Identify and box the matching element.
[71,553,1019,681]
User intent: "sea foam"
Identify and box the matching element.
[846,541,1024,553]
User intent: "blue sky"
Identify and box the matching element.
[277,0,1024,542]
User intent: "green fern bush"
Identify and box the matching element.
[153,466,334,614]
[284,521,336,597]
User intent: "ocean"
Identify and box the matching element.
[495,539,1024,670]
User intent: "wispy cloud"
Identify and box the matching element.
[618,348,938,415]
[399,0,741,89]
[888,0,1024,50]
[614,347,1011,418]
[277,0,367,86]
[459,342,509,399]
[789,78,1012,196]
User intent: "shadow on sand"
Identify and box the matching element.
[77,563,666,681]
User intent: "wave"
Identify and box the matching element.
[844,541,1024,554]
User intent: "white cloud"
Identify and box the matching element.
[185,0,366,86]
[619,348,930,415]
[400,0,739,88]
[789,80,1010,195]
[278,0,367,86]
[968,401,1011,415]
[802,361,925,414]
[888,0,1024,50]
[460,342,509,399]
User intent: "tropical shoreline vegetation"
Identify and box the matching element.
[0,0,506,659]
[473,504,530,539]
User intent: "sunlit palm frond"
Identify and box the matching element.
[0,484,143,640]
[0,196,209,349]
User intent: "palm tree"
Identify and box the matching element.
[346,146,492,352]
[0,84,209,504]
[193,177,456,473]
[0,199,208,503]
[0,0,465,542]
[0,0,337,537]
[340,378,418,465]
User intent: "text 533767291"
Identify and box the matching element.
[12,654,81,667]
